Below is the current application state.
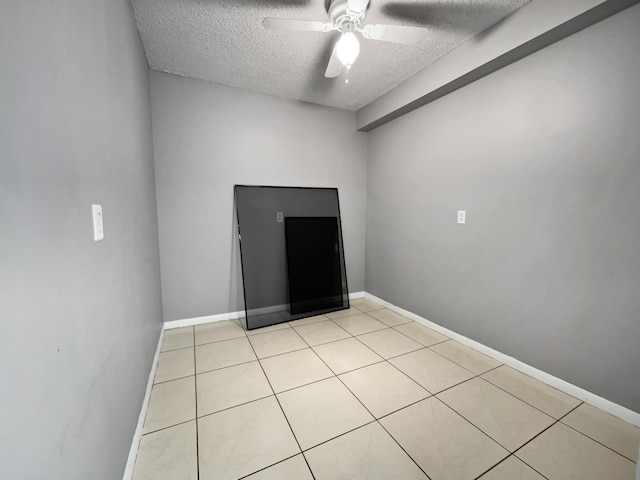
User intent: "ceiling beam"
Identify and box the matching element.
[356,0,640,132]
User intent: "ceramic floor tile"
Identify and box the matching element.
[482,365,581,419]
[332,313,388,336]
[245,312,286,330]
[196,361,272,416]
[288,314,330,327]
[248,328,307,359]
[349,298,385,313]
[161,327,193,352]
[313,337,384,374]
[154,348,195,384]
[293,320,351,346]
[562,403,640,461]
[357,328,423,359]
[393,321,449,347]
[194,320,245,345]
[244,455,313,479]
[260,348,334,393]
[305,422,428,480]
[143,376,196,434]
[430,340,501,374]
[195,337,256,373]
[277,377,374,450]
[339,362,429,418]
[438,377,555,451]
[380,397,508,480]
[478,456,545,480]
[246,322,292,336]
[326,306,363,319]
[390,348,474,393]
[516,422,636,480]
[198,396,300,480]
[133,421,197,480]
[367,308,412,327]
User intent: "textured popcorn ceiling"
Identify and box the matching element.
[132,0,530,111]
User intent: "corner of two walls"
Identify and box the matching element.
[364,5,640,413]
[150,71,367,322]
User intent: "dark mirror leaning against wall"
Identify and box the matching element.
[234,185,349,330]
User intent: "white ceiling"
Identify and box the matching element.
[132,0,530,111]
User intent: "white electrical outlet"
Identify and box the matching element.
[457,210,466,224]
[92,204,104,241]
[276,212,284,223]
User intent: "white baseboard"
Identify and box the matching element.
[164,310,245,330]
[364,292,640,428]
[122,326,165,480]
[164,292,366,330]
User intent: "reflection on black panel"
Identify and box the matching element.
[285,217,343,315]
[234,186,349,330]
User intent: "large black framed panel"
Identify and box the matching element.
[234,186,349,330]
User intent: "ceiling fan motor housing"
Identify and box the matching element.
[328,0,368,31]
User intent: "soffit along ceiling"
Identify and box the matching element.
[132,0,530,111]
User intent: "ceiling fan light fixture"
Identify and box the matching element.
[336,31,360,67]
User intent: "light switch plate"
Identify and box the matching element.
[92,204,104,241]
[276,212,284,223]
[457,210,466,224]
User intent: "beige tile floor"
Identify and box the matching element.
[133,300,640,480]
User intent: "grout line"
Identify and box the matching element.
[236,453,305,480]
[158,343,196,353]
[141,418,198,437]
[152,372,196,386]
[296,329,432,479]
[300,419,378,452]
[195,358,258,376]
[244,330,311,477]
[195,393,275,421]
[376,419,433,479]
[510,402,584,460]
[431,395,516,451]
[193,333,248,348]
[558,416,640,463]
[253,345,310,361]
[472,452,550,480]
[479,370,582,422]
[432,378,560,455]
[192,327,200,480]
[300,451,317,480]
[271,373,338,396]
[425,340,498,377]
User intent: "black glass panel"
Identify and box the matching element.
[285,217,343,315]
[234,186,349,330]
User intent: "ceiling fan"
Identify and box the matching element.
[263,0,430,80]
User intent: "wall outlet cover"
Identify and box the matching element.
[92,204,104,241]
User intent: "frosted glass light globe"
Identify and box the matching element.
[336,31,360,67]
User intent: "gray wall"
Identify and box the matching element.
[365,4,640,412]
[151,71,367,321]
[0,1,163,479]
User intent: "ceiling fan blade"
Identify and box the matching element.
[361,24,430,46]
[324,41,343,78]
[263,17,333,32]
[346,0,370,16]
